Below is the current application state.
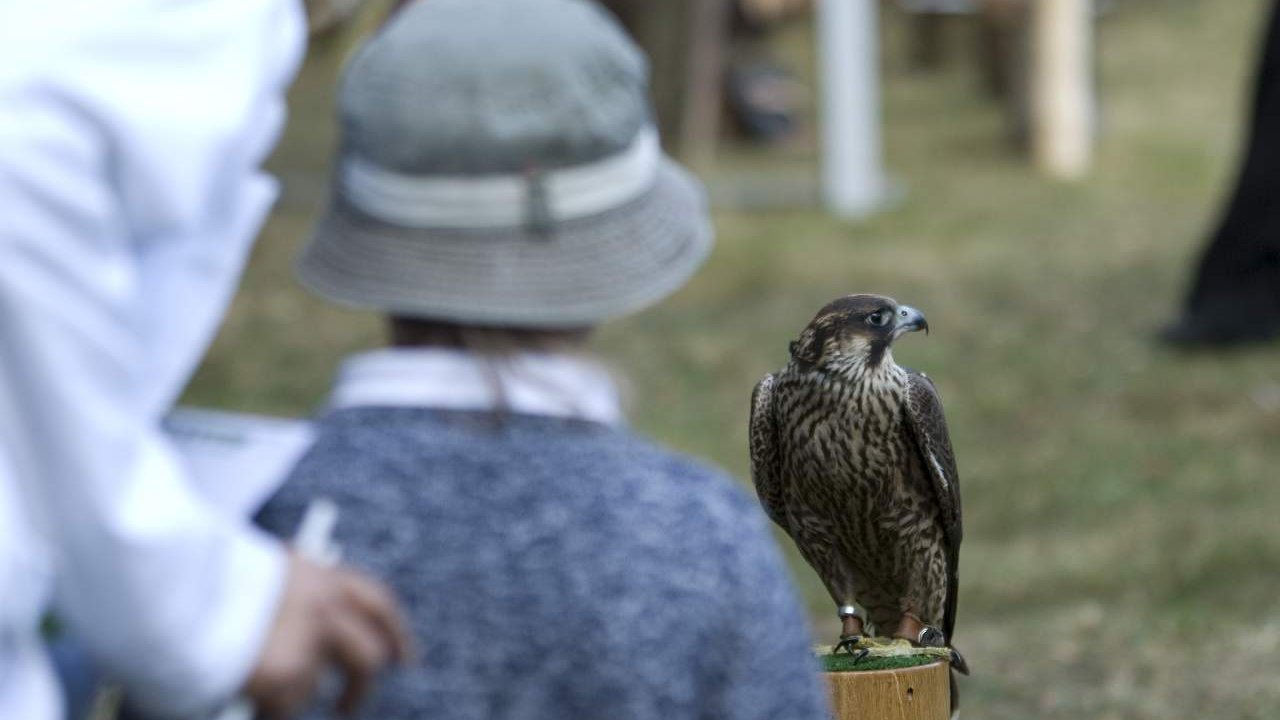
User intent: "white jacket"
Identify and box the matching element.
[0,1,305,716]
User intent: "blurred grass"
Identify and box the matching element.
[187,1,1280,717]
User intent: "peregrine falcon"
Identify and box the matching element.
[749,294,969,684]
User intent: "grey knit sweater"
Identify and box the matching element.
[255,407,829,720]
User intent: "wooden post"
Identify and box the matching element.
[1031,0,1093,179]
[678,0,731,172]
[826,661,950,720]
[597,0,729,169]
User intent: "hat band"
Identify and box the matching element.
[339,126,661,229]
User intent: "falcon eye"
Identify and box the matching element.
[866,311,891,327]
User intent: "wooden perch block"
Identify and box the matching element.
[826,661,950,720]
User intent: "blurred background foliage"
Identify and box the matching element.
[186,1,1280,717]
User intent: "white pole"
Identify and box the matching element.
[1032,0,1093,179]
[817,0,889,218]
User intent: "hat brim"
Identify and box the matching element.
[296,159,713,328]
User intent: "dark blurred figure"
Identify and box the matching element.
[1162,0,1280,347]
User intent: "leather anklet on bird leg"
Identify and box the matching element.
[833,606,869,660]
[895,611,944,647]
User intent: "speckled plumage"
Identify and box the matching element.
[749,295,966,694]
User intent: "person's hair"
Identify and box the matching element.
[387,317,596,421]
[388,317,591,353]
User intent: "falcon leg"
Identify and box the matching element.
[894,611,945,647]
[832,605,869,662]
[893,611,970,675]
[839,605,865,639]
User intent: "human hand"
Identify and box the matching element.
[243,553,413,718]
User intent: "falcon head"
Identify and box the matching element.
[788,294,928,373]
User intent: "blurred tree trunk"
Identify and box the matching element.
[977,0,1032,148]
[597,0,731,169]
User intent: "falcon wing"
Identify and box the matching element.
[749,374,790,531]
[903,369,963,643]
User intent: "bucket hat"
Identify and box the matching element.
[297,0,714,327]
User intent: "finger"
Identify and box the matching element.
[324,606,390,716]
[245,556,325,719]
[340,572,415,663]
[253,663,320,720]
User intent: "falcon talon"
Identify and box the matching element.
[832,635,863,656]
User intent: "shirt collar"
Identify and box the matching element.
[328,347,625,427]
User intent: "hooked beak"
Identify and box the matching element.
[893,305,929,338]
